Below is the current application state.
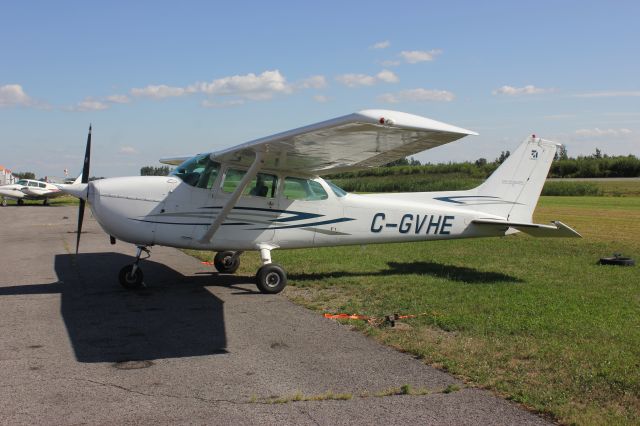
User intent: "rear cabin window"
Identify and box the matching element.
[222,170,278,198]
[283,177,328,201]
[171,154,220,189]
[38,182,46,188]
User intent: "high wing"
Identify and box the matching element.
[162,110,477,175]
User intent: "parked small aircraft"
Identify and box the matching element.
[0,179,64,206]
[60,110,580,293]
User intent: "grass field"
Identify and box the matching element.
[0,195,79,207]
[187,194,640,425]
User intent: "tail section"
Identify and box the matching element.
[470,136,558,222]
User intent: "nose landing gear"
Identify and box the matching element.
[119,246,150,289]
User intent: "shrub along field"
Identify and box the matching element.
[187,191,639,425]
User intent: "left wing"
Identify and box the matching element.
[170,110,476,175]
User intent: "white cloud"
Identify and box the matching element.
[371,40,390,49]
[294,75,327,89]
[574,91,640,98]
[189,70,292,100]
[574,128,633,139]
[381,59,401,67]
[493,85,554,96]
[72,99,110,111]
[336,73,377,87]
[313,94,330,103]
[106,94,131,104]
[131,84,186,99]
[201,99,245,109]
[378,88,455,103]
[399,49,442,64]
[80,71,326,109]
[336,70,398,87]
[376,69,399,83]
[0,84,32,107]
[119,146,137,154]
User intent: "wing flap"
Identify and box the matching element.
[472,219,582,238]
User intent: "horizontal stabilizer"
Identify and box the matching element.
[472,219,582,238]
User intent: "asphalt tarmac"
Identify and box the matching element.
[0,205,549,425]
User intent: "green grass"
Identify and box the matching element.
[187,195,640,424]
[0,195,79,207]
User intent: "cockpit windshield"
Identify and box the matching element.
[326,180,348,197]
[170,154,220,189]
[16,180,28,185]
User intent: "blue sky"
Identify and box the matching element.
[1,0,639,178]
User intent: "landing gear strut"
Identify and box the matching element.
[255,246,287,294]
[118,246,150,289]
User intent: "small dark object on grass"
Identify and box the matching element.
[599,253,635,266]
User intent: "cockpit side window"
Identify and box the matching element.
[170,154,220,189]
[222,169,278,198]
[283,177,328,201]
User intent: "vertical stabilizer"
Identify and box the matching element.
[472,136,559,222]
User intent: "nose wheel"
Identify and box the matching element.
[119,246,150,289]
[213,250,242,274]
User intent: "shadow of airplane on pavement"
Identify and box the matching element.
[0,253,258,363]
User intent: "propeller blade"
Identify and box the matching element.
[76,199,85,254]
[81,125,92,184]
[76,125,91,254]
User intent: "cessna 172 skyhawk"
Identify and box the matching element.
[0,179,64,206]
[60,109,580,293]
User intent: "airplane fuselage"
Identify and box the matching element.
[87,174,503,252]
[0,179,62,202]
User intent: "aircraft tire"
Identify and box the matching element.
[214,251,240,274]
[1,198,6,207]
[17,199,24,206]
[118,264,144,289]
[256,263,287,294]
[43,198,49,206]
[599,255,635,266]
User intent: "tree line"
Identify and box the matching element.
[329,149,639,180]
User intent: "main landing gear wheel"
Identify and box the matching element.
[214,251,240,274]
[1,198,6,207]
[256,263,287,294]
[17,199,24,206]
[43,198,49,206]
[119,264,144,289]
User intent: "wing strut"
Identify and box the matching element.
[199,151,265,244]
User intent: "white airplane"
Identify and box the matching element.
[60,110,580,293]
[0,178,64,206]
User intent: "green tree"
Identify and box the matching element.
[140,165,171,176]
[14,171,36,180]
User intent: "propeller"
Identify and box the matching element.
[75,125,92,254]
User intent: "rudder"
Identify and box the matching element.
[472,136,559,222]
